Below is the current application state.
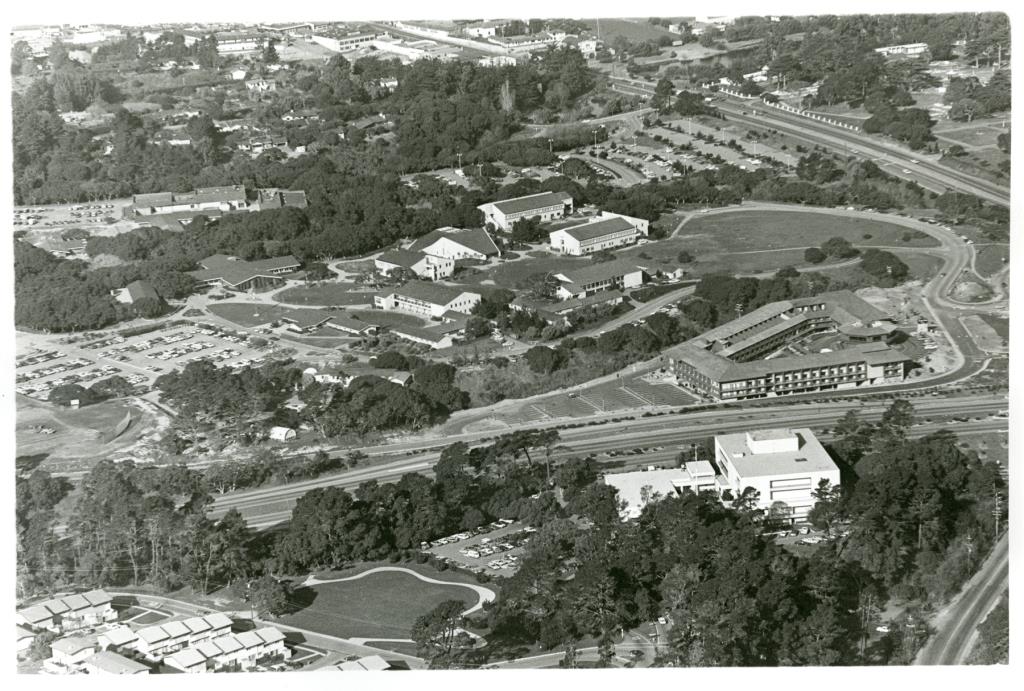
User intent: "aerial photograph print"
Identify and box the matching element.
[7,2,1015,680]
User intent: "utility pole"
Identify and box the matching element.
[548,138,553,153]
[456,151,463,169]
[592,129,597,146]
[993,491,1003,538]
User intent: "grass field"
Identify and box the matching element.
[346,309,428,329]
[207,302,291,327]
[973,244,1009,277]
[274,283,373,307]
[670,210,940,253]
[582,18,675,42]
[279,570,477,640]
[978,314,1009,340]
[16,397,150,465]
[456,255,593,291]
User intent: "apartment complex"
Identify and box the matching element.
[163,626,289,673]
[669,292,910,400]
[548,212,650,256]
[477,191,574,231]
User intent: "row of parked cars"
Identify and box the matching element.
[17,350,65,368]
[421,518,517,550]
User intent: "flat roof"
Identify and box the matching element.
[51,636,95,655]
[487,191,572,216]
[716,427,838,478]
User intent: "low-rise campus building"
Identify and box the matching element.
[548,212,649,256]
[554,259,645,300]
[477,191,574,231]
[407,226,501,261]
[604,428,840,523]
[668,291,911,400]
[189,254,301,291]
[374,282,481,318]
[375,248,455,280]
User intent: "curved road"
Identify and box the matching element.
[303,566,496,616]
[915,534,1009,665]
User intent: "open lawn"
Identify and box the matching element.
[207,302,291,328]
[978,314,1009,340]
[346,309,427,329]
[279,570,477,640]
[669,210,940,253]
[973,244,1009,277]
[274,283,374,307]
[582,18,675,42]
[456,255,593,291]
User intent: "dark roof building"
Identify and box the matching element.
[408,227,500,259]
[189,254,301,290]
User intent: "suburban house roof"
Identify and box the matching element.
[255,188,308,209]
[391,324,457,344]
[189,254,301,287]
[716,427,838,477]
[161,620,190,638]
[19,590,114,621]
[556,259,643,287]
[555,216,635,242]
[377,248,427,268]
[337,654,391,671]
[182,617,211,634]
[82,590,113,606]
[61,594,91,611]
[489,191,572,216]
[391,281,470,306]
[100,626,138,646]
[211,635,243,654]
[51,636,95,655]
[17,605,54,624]
[408,227,500,257]
[85,650,150,674]
[203,612,232,630]
[254,627,286,645]
[166,647,207,669]
[235,630,264,649]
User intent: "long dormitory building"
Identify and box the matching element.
[668,291,912,400]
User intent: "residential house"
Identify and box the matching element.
[45,636,97,673]
[97,626,139,653]
[478,191,574,231]
[82,650,151,675]
[132,613,232,662]
[407,227,500,262]
[554,259,645,300]
[335,654,392,671]
[548,212,649,256]
[375,248,455,281]
[374,282,481,318]
[268,426,297,442]
[16,589,116,634]
[17,625,36,657]
[163,627,289,673]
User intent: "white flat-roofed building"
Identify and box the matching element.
[478,191,574,231]
[874,42,929,57]
[605,461,719,519]
[715,428,840,522]
[548,212,649,256]
[375,248,455,280]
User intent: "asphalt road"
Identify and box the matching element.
[914,533,1009,665]
[208,395,1006,528]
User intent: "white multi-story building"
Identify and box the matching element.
[478,191,574,231]
[374,282,481,318]
[407,227,500,261]
[605,428,840,523]
[548,212,649,256]
[874,43,930,58]
[714,428,841,521]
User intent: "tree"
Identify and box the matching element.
[27,630,58,661]
[950,98,983,123]
[248,574,291,618]
[879,399,915,436]
[821,236,858,258]
[804,247,827,264]
[49,383,96,407]
[411,599,467,668]
[808,479,844,536]
[524,346,565,375]
[262,39,279,64]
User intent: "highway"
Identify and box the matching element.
[915,533,1009,665]
[208,395,1007,528]
[605,76,1008,206]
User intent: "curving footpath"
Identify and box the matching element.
[303,566,496,616]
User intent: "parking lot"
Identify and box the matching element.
[423,520,535,577]
[12,196,136,229]
[16,321,281,402]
